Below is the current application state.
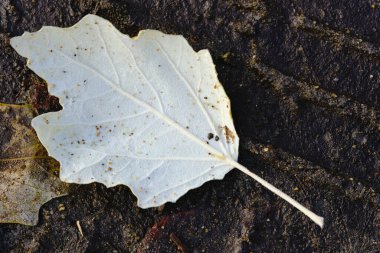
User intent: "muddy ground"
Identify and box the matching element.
[0,0,379,252]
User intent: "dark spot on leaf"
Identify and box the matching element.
[207,133,214,140]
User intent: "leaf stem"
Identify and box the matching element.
[226,158,324,228]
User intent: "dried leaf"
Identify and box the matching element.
[0,103,69,225]
[10,15,324,227]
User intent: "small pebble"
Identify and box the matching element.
[58,203,65,212]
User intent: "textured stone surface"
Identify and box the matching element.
[0,0,379,252]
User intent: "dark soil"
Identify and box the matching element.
[1,0,379,252]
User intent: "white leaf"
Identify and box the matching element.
[10,14,324,227]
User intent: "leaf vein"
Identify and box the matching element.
[152,39,229,156]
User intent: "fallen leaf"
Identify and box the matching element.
[0,103,69,225]
[10,15,324,227]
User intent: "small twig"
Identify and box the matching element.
[76,220,84,238]
[169,233,187,253]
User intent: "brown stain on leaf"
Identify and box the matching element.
[0,103,70,225]
[224,125,236,143]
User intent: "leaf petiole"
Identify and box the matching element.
[226,158,324,228]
